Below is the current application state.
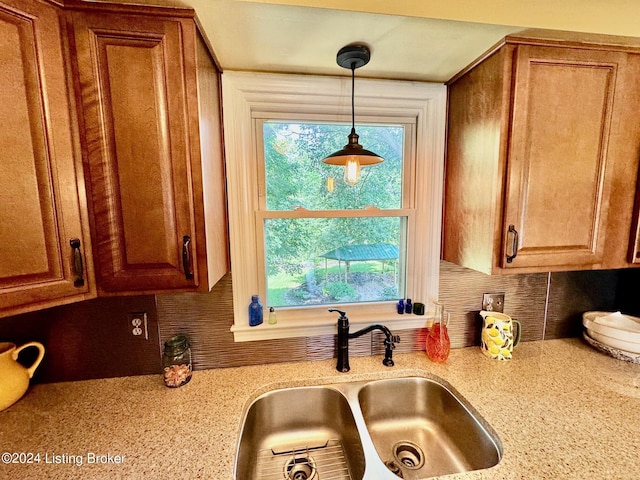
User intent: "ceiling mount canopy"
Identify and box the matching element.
[322,44,384,186]
[336,44,370,70]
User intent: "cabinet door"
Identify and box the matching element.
[502,46,620,269]
[0,0,93,316]
[71,12,200,292]
[629,174,640,264]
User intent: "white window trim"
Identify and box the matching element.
[221,71,446,342]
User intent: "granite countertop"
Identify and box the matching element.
[1,338,639,479]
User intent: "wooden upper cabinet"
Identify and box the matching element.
[0,0,94,317]
[444,35,640,274]
[503,46,618,269]
[69,5,229,294]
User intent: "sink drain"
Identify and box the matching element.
[284,455,317,480]
[393,441,425,470]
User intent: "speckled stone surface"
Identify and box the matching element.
[1,338,639,479]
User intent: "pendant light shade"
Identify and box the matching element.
[322,44,383,186]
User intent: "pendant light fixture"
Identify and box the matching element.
[322,44,383,186]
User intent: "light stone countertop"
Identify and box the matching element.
[1,338,639,479]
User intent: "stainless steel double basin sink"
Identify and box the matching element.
[235,375,502,480]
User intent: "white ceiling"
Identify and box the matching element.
[189,0,519,82]
[133,0,640,82]
[192,0,521,82]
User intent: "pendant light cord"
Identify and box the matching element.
[350,62,356,133]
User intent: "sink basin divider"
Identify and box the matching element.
[331,381,408,479]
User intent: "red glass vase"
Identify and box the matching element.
[426,321,450,363]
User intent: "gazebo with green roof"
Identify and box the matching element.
[319,243,399,283]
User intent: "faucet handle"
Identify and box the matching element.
[328,308,349,324]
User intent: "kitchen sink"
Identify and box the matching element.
[358,377,502,479]
[234,386,366,480]
[234,376,502,480]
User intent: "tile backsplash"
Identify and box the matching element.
[2,261,638,383]
[438,261,549,345]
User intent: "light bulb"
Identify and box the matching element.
[326,176,335,192]
[344,157,361,186]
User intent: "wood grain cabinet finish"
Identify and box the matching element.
[69,4,229,294]
[444,34,640,274]
[0,0,95,317]
[630,171,640,264]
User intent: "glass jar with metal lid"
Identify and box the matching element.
[162,335,192,388]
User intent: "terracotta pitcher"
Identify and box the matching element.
[0,342,45,411]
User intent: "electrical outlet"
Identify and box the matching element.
[127,312,148,340]
[482,293,505,313]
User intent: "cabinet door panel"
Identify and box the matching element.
[99,38,180,268]
[0,9,55,280]
[503,46,618,268]
[0,0,91,315]
[629,171,640,263]
[73,13,196,292]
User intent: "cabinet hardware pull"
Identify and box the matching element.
[182,235,194,280]
[70,238,85,287]
[506,225,518,263]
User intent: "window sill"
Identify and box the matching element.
[230,309,432,342]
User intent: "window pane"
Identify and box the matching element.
[263,122,404,211]
[264,217,406,307]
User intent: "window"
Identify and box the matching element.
[222,72,446,341]
[260,121,408,308]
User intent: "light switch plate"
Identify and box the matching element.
[482,293,505,313]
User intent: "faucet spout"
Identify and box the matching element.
[330,308,400,373]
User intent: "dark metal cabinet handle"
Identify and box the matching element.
[70,238,85,287]
[506,225,519,263]
[182,235,194,280]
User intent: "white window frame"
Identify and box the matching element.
[222,71,446,342]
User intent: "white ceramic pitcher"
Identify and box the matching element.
[479,311,521,360]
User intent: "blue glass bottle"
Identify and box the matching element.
[405,298,413,314]
[397,299,405,314]
[249,295,263,326]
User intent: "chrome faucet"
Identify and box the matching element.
[330,308,400,373]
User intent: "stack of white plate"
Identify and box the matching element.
[583,311,640,364]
